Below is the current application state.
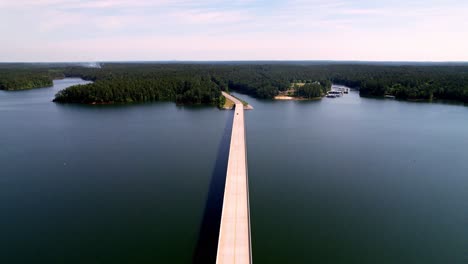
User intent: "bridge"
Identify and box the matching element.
[216,92,252,264]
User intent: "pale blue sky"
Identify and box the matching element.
[0,0,467,61]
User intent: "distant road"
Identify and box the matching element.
[217,92,252,264]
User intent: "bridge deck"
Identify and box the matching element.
[216,92,251,264]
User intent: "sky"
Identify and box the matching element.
[0,0,467,62]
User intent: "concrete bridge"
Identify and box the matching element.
[216,92,252,264]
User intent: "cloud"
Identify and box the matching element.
[170,9,250,24]
[1,0,468,61]
[337,8,384,15]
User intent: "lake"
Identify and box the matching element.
[235,90,468,264]
[1,79,468,263]
[0,79,232,263]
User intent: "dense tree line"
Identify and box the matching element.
[0,69,63,91]
[54,75,221,105]
[328,65,468,102]
[1,63,468,104]
[295,80,332,98]
[55,65,223,105]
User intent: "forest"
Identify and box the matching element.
[1,63,468,104]
[0,69,56,91]
[293,81,332,98]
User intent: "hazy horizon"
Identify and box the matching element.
[2,60,468,64]
[1,0,467,62]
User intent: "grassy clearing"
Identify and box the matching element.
[222,95,236,109]
[291,82,306,88]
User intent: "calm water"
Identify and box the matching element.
[1,80,468,264]
[0,79,232,263]
[233,90,468,264]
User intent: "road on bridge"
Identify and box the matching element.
[216,92,252,264]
